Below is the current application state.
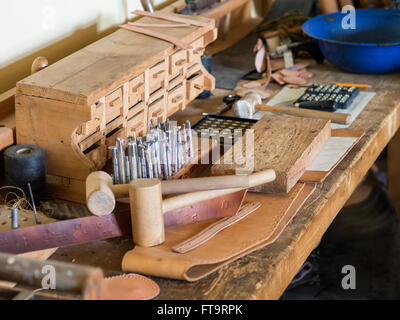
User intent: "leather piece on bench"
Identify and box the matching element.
[121,182,315,281]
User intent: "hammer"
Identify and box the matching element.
[233,92,351,124]
[86,170,275,247]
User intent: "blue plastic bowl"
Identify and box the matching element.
[303,9,400,74]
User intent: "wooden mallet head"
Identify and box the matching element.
[129,179,164,247]
[86,171,116,217]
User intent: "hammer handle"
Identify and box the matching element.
[161,169,276,213]
[110,169,276,196]
[256,104,351,125]
[161,169,276,194]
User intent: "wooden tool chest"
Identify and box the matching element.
[15,14,217,203]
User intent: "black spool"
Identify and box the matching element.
[4,144,46,203]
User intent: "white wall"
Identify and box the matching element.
[0,0,264,93]
[0,0,166,92]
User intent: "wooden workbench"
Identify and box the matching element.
[48,60,400,300]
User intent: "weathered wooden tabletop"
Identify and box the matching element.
[50,60,400,300]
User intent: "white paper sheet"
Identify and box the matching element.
[306,136,358,172]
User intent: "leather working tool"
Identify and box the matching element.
[86,169,276,247]
[86,170,276,216]
[0,252,103,299]
[232,92,351,124]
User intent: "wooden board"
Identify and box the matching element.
[16,14,216,106]
[211,113,331,193]
[300,129,364,182]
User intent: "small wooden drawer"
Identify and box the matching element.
[105,87,123,123]
[127,110,146,137]
[78,131,102,152]
[167,83,186,115]
[149,61,167,92]
[76,102,104,141]
[148,97,165,129]
[129,73,145,106]
[148,87,164,105]
[105,126,125,145]
[106,116,124,137]
[169,50,187,77]
[188,37,204,64]
[127,101,145,120]
[187,72,205,101]
[105,126,125,157]
[168,75,184,91]
[85,143,108,169]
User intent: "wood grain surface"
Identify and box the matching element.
[211,113,331,193]
[16,14,215,106]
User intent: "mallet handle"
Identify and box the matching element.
[161,169,276,213]
[110,169,276,196]
[161,169,276,194]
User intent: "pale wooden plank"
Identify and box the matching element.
[211,114,331,193]
[17,15,215,106]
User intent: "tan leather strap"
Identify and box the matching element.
[172,201,261,254]
[119,24,192,50]
[133,10,212,28]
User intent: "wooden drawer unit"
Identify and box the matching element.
[169,49,187,77]
[15,13,217,202]
[128,73,145,106]
[187,72,205,101]
[188,37,205,65]
[105,87,123,123]
[167,83,186,116]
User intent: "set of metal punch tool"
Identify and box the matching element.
[108,118,194,184]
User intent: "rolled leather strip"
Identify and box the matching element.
[121,183,316,281]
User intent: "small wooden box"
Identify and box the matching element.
[15,14,217,203]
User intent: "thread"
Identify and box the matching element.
[4,144,46,203]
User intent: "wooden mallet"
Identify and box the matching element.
[233,92,351,124]
[86,170,276,247]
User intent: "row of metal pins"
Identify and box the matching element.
[109,118,194,184]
